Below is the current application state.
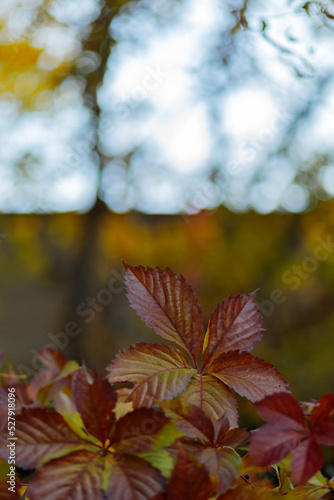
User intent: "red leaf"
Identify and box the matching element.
[107,343,196,407]
[213,415,249,448]
[178,374,238,427]
[248,424,302,466]
[158,400,214,443]
[111,408,169,452]
[26,450,105,500]
[311,394,334,446]
[290,437,323,485]
[202,292,263,367]
[166,448,213,500]
[210,351,289,402]
[124,264,205,364]
[254,393,306,430]
[27,450,164,500]
[105,452,164,500]
[72,367,116,444]
[198,446,241,495]
[0,408,91,469]
[0,384,31,429]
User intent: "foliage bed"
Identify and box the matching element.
[0,264,333,499]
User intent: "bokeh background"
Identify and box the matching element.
[0,0,334,462]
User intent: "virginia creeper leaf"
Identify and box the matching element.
[26,450,106,500]
[0,408,93,468]
[158,400,215,443]
[72,367,117,444]
[290,438,323,486]
[199,446,242,495]
[165,448,213,500]
[124,263,205,364]
[171,374,238,427]
[0,383,31,429]
[248,424,302,466]
[254,393,306,430]
[311,394,334,446]
[202,292,263,367]
[107,343,196,407]
[27,450,164,500]
[210,351,289,402]
[213,414,249,448]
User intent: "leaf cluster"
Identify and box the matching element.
[0,264,333,499]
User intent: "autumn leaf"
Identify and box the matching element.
[165,448,214,500]
[0,383,31,430]
[107,264,289,426]
[248,392,334,485]
[202,292,264,367]
[124,263,205,364]
[0,368,180,500]
[161,402,246,495]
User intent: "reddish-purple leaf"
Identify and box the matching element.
[72,367,117,444]
[0,408,91,469]
[290,438,323,485]
[202,292,263,367]
[179,374,239,427]
[166,448,213,500]
[198,446,241,495]
[213,415,249,448]
[210,351,289,402]
[0,384,31,429]
[111,408,169,452]
[158,400,214,443]
[248,424,302,466]
[254,393,306,430]
[105,452,164,500]
[27,449,164,500]
[107,343,196,407]
[124,264,205,364]
[311,394,334,446]
[26,450,105,500]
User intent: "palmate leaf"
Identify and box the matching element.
[249,392,334,486]
[107,264,289,426]
[164,448,214,500]
[124,264,205,364]
[162,403,245,496]
[0,370,180,500]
